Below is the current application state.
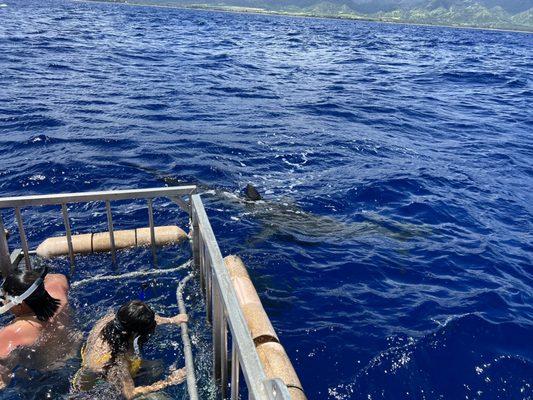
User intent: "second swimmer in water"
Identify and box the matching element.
[72,300,188,399]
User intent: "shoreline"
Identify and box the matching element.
[76,0,533,34]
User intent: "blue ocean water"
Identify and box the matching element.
[0,0,532,399]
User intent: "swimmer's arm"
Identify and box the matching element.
[155,314,188,326]
[131,368,187,398]
[110,361,186,399]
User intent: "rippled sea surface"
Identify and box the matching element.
[1,1,532,399]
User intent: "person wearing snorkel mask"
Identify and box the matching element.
[0,265,71,389]
[72,300,188,399]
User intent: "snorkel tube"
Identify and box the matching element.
[0,266,48,315]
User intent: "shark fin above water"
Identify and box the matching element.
[116,161,430,245]
[243,183,262,201]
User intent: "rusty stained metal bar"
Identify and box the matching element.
[105,201,117,266]
[61,204,75,271]
[0,213,11,278]
[14,207,31,270]
[147,198,158,267]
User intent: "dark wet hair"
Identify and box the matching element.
[2,267,60,322]
[101,300,156,360]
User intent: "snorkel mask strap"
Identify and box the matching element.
[133,335,141,357]
[0,266,48,315]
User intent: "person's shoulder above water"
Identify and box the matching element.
[0,318,42,358]
[44,273,69,306]
[0,267,70,361]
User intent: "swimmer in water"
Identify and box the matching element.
[72,300,188,399]
[0,265,71,389]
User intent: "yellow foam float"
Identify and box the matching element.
[224,255,306,400]
[36,225,187,258]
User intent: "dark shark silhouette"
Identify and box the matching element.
[119,161,430,245]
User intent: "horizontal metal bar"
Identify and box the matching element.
[0,186,197,209]
[191,194,271,400]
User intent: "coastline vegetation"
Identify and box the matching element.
[84,0,533,32]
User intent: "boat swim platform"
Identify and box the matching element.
[0,186,306,400]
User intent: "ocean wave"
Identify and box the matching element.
[350,314,533,400]
[0,2,531,398]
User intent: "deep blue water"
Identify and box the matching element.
[0,1,532,399]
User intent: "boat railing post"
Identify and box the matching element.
[61,204,76,273]
[202,238,207,293]
[14,207,31,270]
[212,281,223,386]
[192,205,200,272]
[176,273,200,400]
[211,269,228,397]
[190,193,284,400]
[206,244,213,323]
[231,340,240,400]
[0,213,11,277]
[220,311,228,398]
[198,232,205,292]
[147,198,158,267]
[105,200,117,266]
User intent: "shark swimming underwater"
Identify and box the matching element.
[117,161,430,246]
[227,183,429,245]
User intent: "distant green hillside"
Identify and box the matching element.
[94,0,533,31]
[373,1,533,30]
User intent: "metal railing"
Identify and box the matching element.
[0,186,196,273]
[191,194,291,400]
[0,187,291,400]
